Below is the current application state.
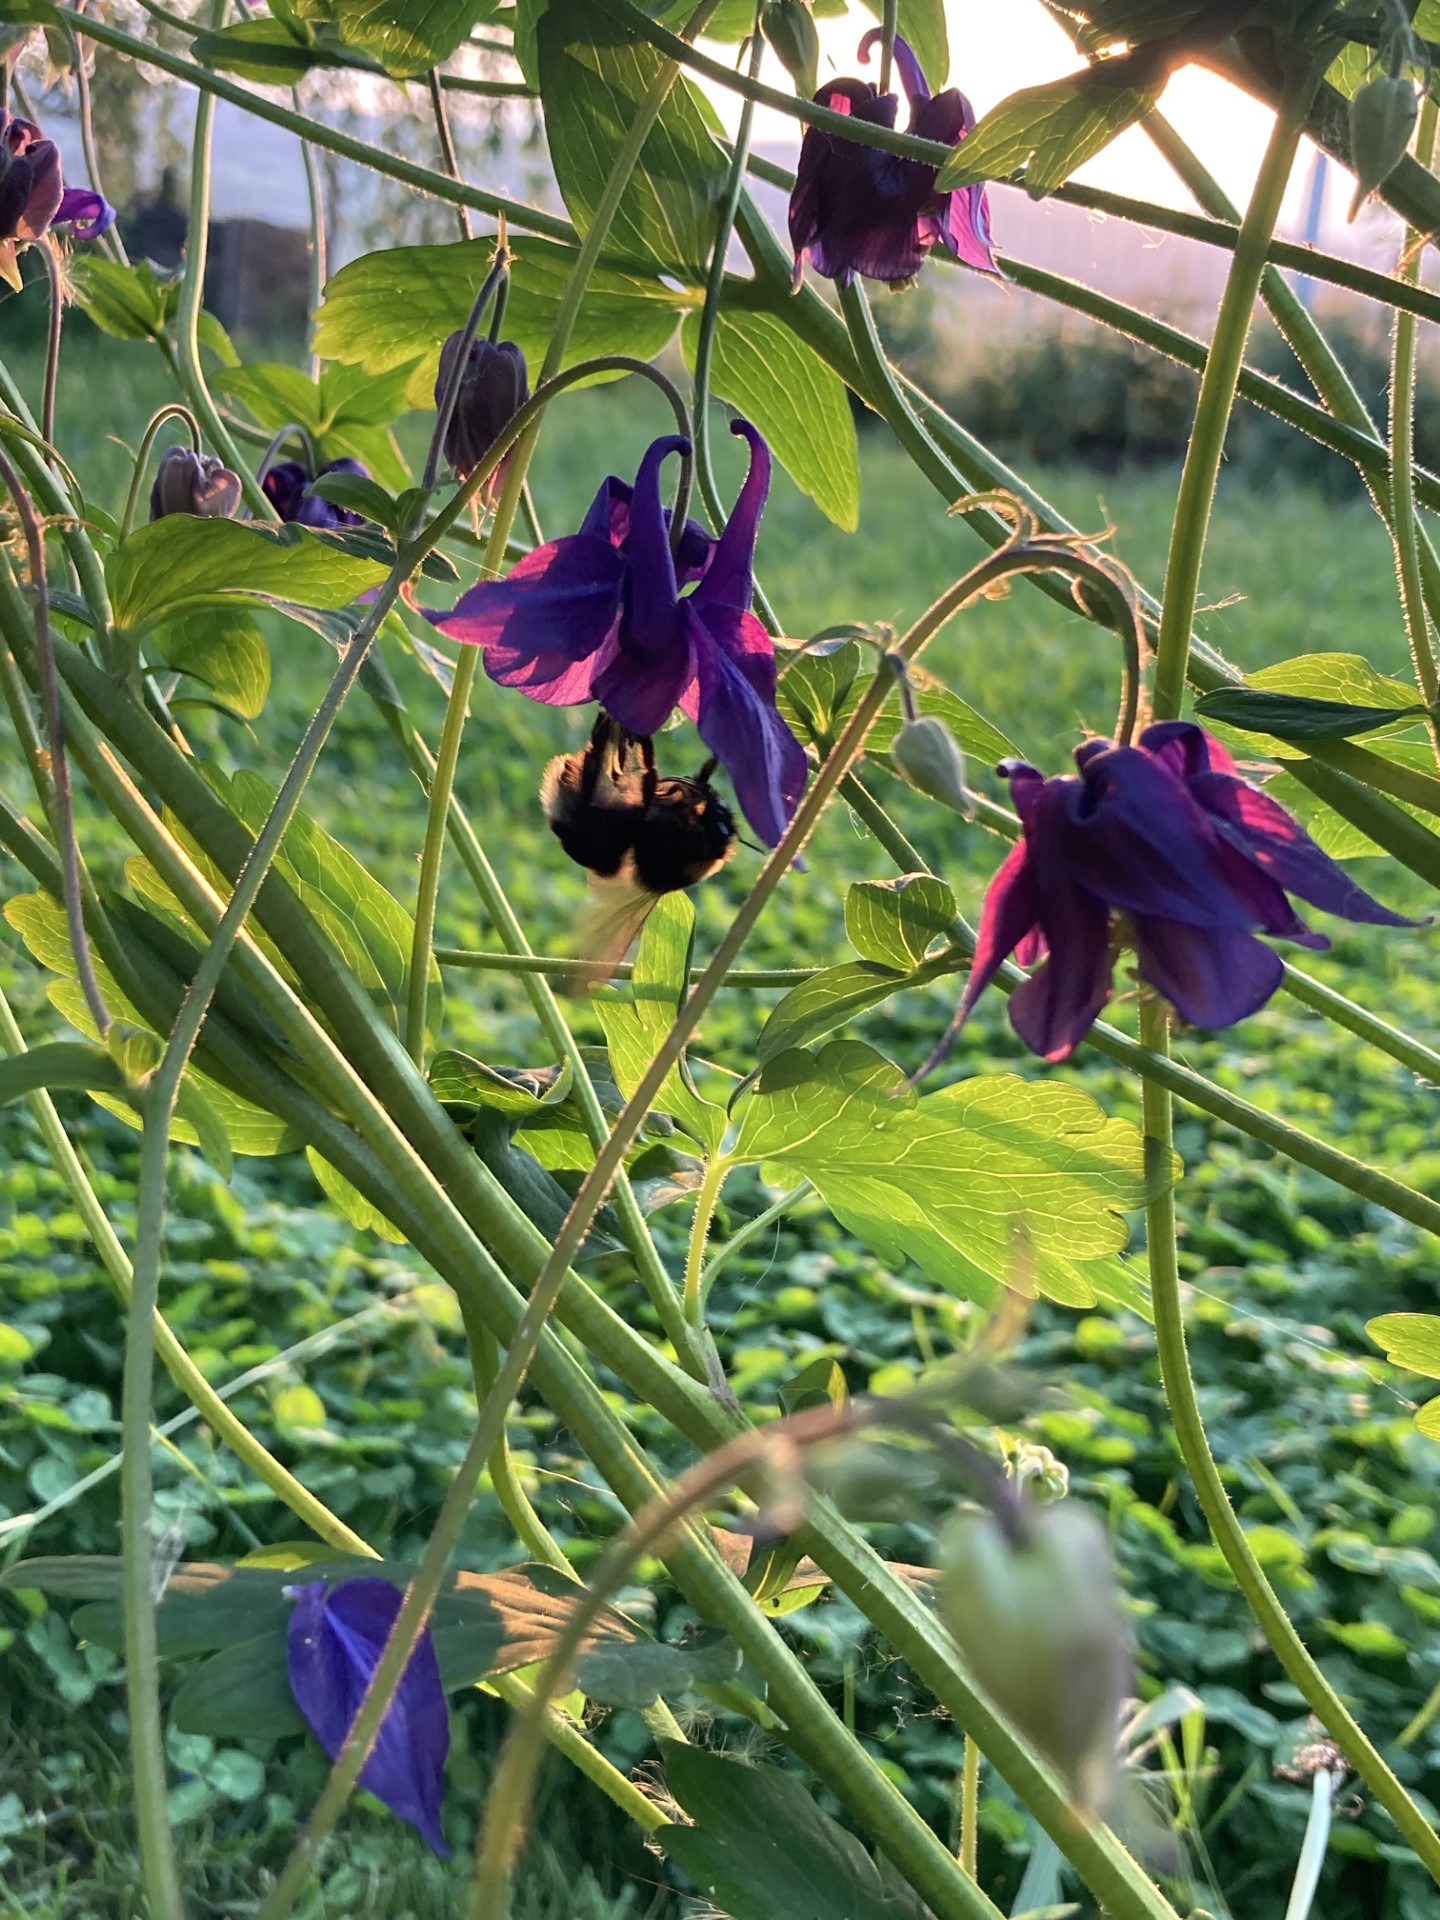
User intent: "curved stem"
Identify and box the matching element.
[699,1179,814,1297]
[70,24,128,265]
[422,249,510,501]
[1139,998,1440,1881]
[1152,81,1311,721]
[429,67,474,241]
[119,403,203,542]
[174,19,275,522]
[683,1153,729,1325]
[469,1317,578,1578]
[1390,94,1440,763]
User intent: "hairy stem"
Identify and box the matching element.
[1389,95,1440,759]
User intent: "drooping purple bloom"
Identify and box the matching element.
[149,445,241,521]
[435,331,529,500]
[285,1578,450,1856]
[788,31,996,288]
[426,420,808,848]
[950,722,1418,1063]
[263,456,369,528]
[0,110,114,291]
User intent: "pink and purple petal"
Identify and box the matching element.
[686,607,808,846]
[956,838,1042,1024]
[1134,917,1284,1031]
[426,532,626,678]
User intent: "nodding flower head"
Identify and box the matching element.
[788,31,996,289]
[149,446,242,522]
[435,332,530,498]
[426,420,809,848]
[0,109,114,290]
[262,455,370,529]
[947,721,1420,1063]
[285,1578,450,1856]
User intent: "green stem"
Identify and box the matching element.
[683,1154,729,1326]
[1139,999,1440,1881]
[434,947,819,985]
[174,13,273,522]
[878,0,897,94]
[487,1672,662,1832]
[1153,80,1312,720]
[296,92,327,381]
[1389,94,1440,760]
[470,1318,578,1578]
[699,1180,815,1297]
[404,645,478,1064]
[959,1736,980,1879]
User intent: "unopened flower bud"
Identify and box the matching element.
[148,446,241,522]
[1349,74,1417,220]
[938,1500,1130,1805]
[762,0,820,101]
[435,333,530,495]
[890,714,972,816]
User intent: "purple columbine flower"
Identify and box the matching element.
[435,331,530,502]
[262,456,369,528]
[0,109,114,291]
[788,30,996,288]
[286,1578,450,1856]
[951,721,1418,1062]
[149,445,241,521]
[426,420,808,848]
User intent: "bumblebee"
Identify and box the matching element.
[540,717,736,972]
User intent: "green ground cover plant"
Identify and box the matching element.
[6,4,1440,1919]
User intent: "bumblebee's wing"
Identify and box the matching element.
[569,869,659,990]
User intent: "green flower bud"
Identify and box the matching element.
[890,715,972,817]
[938,1500,1130,1805]
[761,0,820,101]
[1348,74,1417,221]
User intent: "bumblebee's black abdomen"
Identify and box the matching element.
[630,778,736,894]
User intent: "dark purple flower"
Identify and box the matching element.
[286,1578,450,1856]
[149,445,241,522]
[435,332,529,499]
[952,721,1417,1062]
[0,111,115,290]
[263,456,369,528]
[788,31,996,288]
[426,420,808,848]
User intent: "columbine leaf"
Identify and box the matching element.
[314,236,688,409]
[151,611,271,720]
[288,0,501,76]
[539,0,727,285]
[214,361,414,489]
[107,520,386,639]
[776,639,865,739]
[656,1741,933,1920]
[733,1042,1162,1308]
[681,305,860,530]
[575,1635,742,1710]
[936,64,1161,197]
[845,875,955,971]
[1368,1313,1440,1378]
[1195,689,1426,741]
[67,256,176,343]
[594,894,729,1152]
[757,962,916,1064]
[306,1148,407,1244]
[192,18,326,84]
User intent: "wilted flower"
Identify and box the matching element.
[427,420,808,847]
[788,31,996,288]
[0,108,115,290]
[286,1578,450,1855]
[951,721,1417,1062]
[149,445,241,522]
[262,455,369,528]
[435,331,529,497]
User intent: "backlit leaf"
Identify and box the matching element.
[681,306,860,529]
[289,0,501,76]
[757,962,916,1064]
[107,519,385,639]
[1367,1313,1440,1379]
[540,0,727,285]
[845,874,956,971]
[733,1041,1162,1308]
[936,65,1161,196]
[151,611,271,720]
